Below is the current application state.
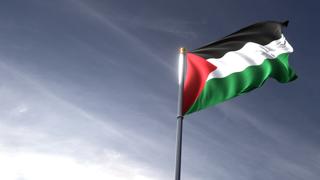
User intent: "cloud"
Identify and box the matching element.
[0,147,157,180]
[0,60,170,179]
[110,14,200,39]
[70,0,174,71]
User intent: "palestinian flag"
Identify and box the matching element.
[183,21,297,115]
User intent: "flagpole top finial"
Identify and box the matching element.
[179,47,187,54]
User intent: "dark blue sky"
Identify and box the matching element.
[0,0,319,179]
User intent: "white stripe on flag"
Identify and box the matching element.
[206,34,293,80]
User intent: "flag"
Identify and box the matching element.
[183,21,297,115]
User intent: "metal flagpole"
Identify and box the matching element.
[175,47,187,180]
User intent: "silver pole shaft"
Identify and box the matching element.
[175,47,187,180]
[175,115,184,180]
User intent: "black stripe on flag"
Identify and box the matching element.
[191,21,289,59]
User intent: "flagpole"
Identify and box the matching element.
[175,47,187,180]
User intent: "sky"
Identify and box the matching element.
[0,0,319,179]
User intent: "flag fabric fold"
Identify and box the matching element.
[183,21,297,115]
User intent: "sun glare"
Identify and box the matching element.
[178,53,184,85]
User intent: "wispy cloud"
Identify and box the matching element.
[0,60,170,179]
[70,0,174,71]
[109,15,200,39]
[0,145,158,180]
